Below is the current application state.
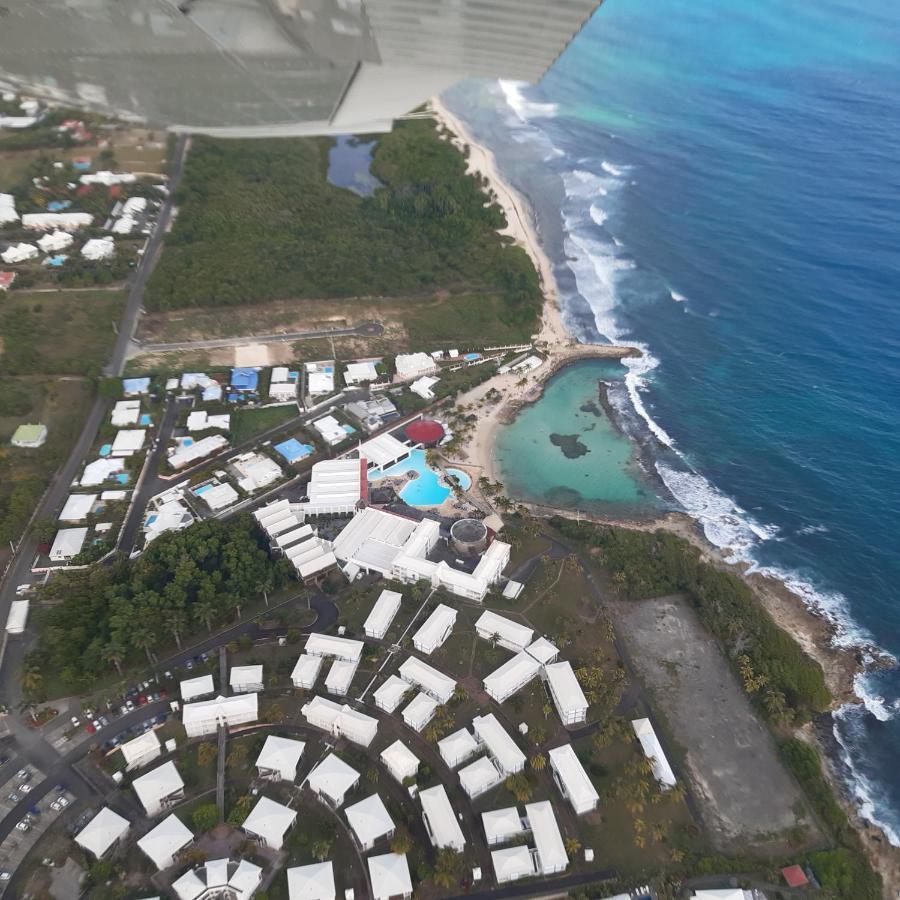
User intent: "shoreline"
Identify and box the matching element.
[431,92,900,894]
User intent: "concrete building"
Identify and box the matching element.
[137,814,193,870]
[242,796,297,850]
[49,526,88,561]
[401,692,438,733]
[120,730,162,771]
[419,785,465,852]
[368,853,412,900]
[230,665,264,694]
[632,718,676,789]
[364,589,402,639]
[306,753,360,809]
[482,806,527,846]
[182,693,258,738]
[548,744,599,815]
[132,761,185,816]
[286,861,336,900]
[74,807,129,859]
[412,603,456,655]
[59,492,96,522]
[544,661,589,726]
[344,793,395,850]
[172,858,262,900]
[380,740,419,785]
[301,696,378,747]
[475,611,533,652]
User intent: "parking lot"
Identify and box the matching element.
[0,765,44,820]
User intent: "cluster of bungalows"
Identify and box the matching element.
[253,498,337,582]
[294,633,365,697]
[484,800,569,883]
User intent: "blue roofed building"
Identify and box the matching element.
[230,368,259,392]
[274,438,313,464]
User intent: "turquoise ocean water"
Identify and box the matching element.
[444,0,900,841]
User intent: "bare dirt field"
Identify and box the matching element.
[612,593,817,850]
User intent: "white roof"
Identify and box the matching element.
[49,526,88,560]
[691,891,754,900]
[358,432,410,469]
[291,654,324,687]
[275,524,314,549]
[100,489,128,501]
[133,761,184,809]
[121,730,162,767]
[545,662,589,715]
[174,858,262,900]
[364,589,402,638]
[305,633,364,661]
[257,735,305,775]
[307,371,334,395]
[419,785,466,850]
[111,429,146,454]
[345,793,395,847]
[398,656,456,704]
[1,242,38,263]
[0,193,18,224]
[307,753,360,805]
[395,352,435,379]
[412,603,456,653]
[472,714,526,774]
[483,651,541,701]
[367,853,412,900]
[526,800,568,873]
[475,611,533,650]
[331,507,418,575]
[287,861,336,900]
[402,692,438,729]
[230,665,263,689]
[325,657,359,694]
[459,755,502,797]
[111,399,141,426]
[373,675,411,712]
[182,693,258,728]
[344,361,378,384]
[5,599,29,635]
[75,807,129,857]
[22,211,93,230]
[59,492,96,521]
[524,636,559,665]
[409,375,439,399]
[380,740,419,782]
[200,482,239,511]
[632,718,676,788]
[491,844,535,882]
[242,795,297,844]
[180,675,215,701]
[312,415,345,444]
[38,229,75,252]
[438,728,480,768]
[232,452,282,492]
[80,171,137,185]
[302,695,378,744]
[481,806,526,844]
[168,434,228,469]
[80,457,125,486]
[548,744,599,811]
[137,814,194,870]
[81,236,115,260]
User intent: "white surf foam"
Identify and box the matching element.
[589,204,608,227]
[601,160,627,177]
[670,290,687,302]
[498,80,559,122]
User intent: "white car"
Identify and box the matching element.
[19,784,31,794]
[70,716,80,728]
[14,821,29,832]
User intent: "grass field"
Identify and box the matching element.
[0,290,126,376]
[230,405,299,445]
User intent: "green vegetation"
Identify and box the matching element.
[779,739,848,835]
[230,405,297,445]
[28,517,288,691]
[145,119,542,339]
[0,291,126,376]
[551,518,830,723]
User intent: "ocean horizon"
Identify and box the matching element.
[444,0,900,844]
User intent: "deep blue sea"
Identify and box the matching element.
[443,0,900,842]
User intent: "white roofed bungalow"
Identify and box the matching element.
[256,735,305,782]
[59,492,96,522]
[459,755,503,799]
[526,800,568,875]
[182,693,258,738]
[111,428,146,456]
[482,806,527,846]
[173,858,262,900]
[380,740,419,784]
[291,654,324,689]
[401,692,439,733]
[548,744,600,815]
[120,730,162,771]
[305,633,364,662]
[438,728,480,769]
[364,589,402,639]
[472,713,526,775]
[75,807,130,859]
[301,696,378,747]
[324,657,359,696]
[632,718,677,789]
[524,636,559,666]
[419,785,466,852]
[397,656,456,704]
[412,603,457,655]
[49,526,88,562]
[373,675,411,713]
[394,352,436,381]
[180,674,215,702]
[475,611,534,652]
[111,399,141,427]
[305,753,360,808]
[242,796,297,850]
[344,360,379,385]
[230,665,264,694]
[344,793,395,850]
[287,861,336,900]
[137,814,194,870]
[133,761,185,816]
[491,845,535,884]
[368,852,413,900]
[312,415,347,447]
[483,652,541,704]
[543,661,589,726]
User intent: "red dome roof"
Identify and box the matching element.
[405,419,445,445]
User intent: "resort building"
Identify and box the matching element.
[419,785,466,852]
[475,611,534,652]
[230,451,282,493]
[483,651,542,704]
[410,375,440,399]
[331,507,421,578]
[543,661,590,725]
[186,410,230,432]
[132,761,185,816]
[299,458,364,516]
[230,665,264,694]
[526,800,569,875]
[491,845,535,884]
[74,807,130,859]
[305,362,335,396]
[111,428,146,457]
[256,735,305,782]
[242,796,297,850]
[305,633,364,662]
[22,211,93,230]
[180,674,215,702]
[286,862,336,900]
[438,728,480,769]
[459,755,503,799]
[373,675,411,713]
[80,458,124,487]
[380,740,419,784]
[411,603,457,655]
[182,693,258,738]
[143,490,195,544]
[120,730,162,771]
[364,589,403,639]
[291,654,324,690]
[195,480,239,512]
[168,434,229,470]
[482,806,527,846]
[394,352,437,381]
[345,793,395,850]
[344,360,379,385]
[324,657,359,696]
[172,858,262,899]
[356,432,411,472]
[548,744,600,815]
[524,636,560,666]
[305,753,360,808]
[367,853,413,900]
[401,692,439,733]
[398,656,456,704]
[137,814,194,870]
[301,696,378,747]
[312,415,347,447]
[632,718,677,789]
[49,527,88,562]
[59,493,96,523]
[111,399,141,427]
[472,713,526,775]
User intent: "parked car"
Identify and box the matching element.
[70,716,80,728]
[15,769,28,780]
[14,821,29,832]
[8,792,19,803]
[20,784,31,794]
[57,796,69,808]
[99,715,109,727]
[0,870,10,881]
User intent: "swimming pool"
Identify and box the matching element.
[369,449,470,506]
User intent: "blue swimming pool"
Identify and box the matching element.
[370,449,471,506]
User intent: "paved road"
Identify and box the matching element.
[135,320,383,353]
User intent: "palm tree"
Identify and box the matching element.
[21,665,43,698]
[505,773,534,803]
[452,684,469,705]
[564,836,582,856]
[367,766,380,784]
[530,753,546,772]
[193,597,218,633]
[164,608,188,649]
[131,628,158,664]
[312,839,331,861]
[390,828,413,855]
[102,640,126,677]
